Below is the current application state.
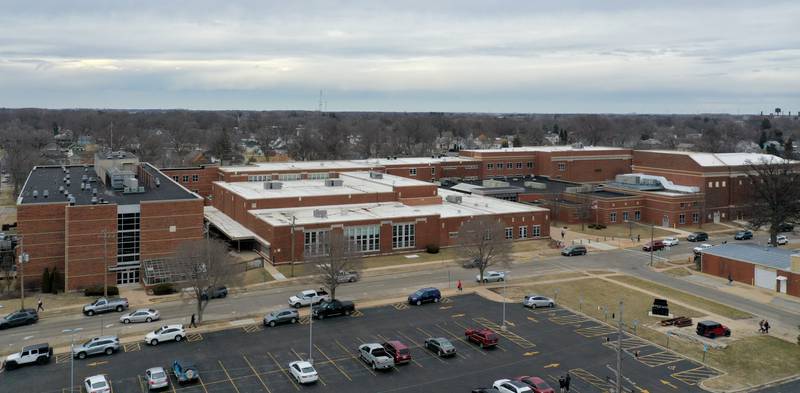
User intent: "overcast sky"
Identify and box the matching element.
[1,1,798,113]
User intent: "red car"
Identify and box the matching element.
[514,376,555,393]
[465,327,499,348]
[642,240,665,252]
[382,340,411,365]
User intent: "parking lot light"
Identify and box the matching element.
[501,271,510,331]
[62,328,83,393]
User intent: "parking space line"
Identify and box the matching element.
[547,374,584,393]
[549,314,590,325]
[218,360,241,393]
[671,366,721,386]
[186,332,204,342]
[267,351,300,391]
[449,320,508,352]
[243,355,273,393]
[395,330,446,364]
[298,316,310,325]
[472,317,536,349]
[635,351,685,367]
[314,344,353,381]
[137,375,145,393]
[335,339,376,376]
[603,336,650,351]
[197,376,210,393]
[290,348,326,386]
[432,324,488,355]
[575,324,618,338]
[55,353,71,364]
[416,327,468,359]
[243,324,264,334]
[357,336,401,372]
[392,303,409,310]
[351,310,364,317]
[569,368,612,392]
[123,342,141,352]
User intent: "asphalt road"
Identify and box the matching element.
[0,294,711,393]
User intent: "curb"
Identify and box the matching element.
[700,372,800,393]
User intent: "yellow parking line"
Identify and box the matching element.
[243,355,272,393]
[315,344,352,381]
[417,327,466,359]
[267,352,300,391]
[431,325,488,355]
[218,360,241,393]
[335,339,375,376]
[197,376,210,393]
[137,375,145,393]
[290,348,326,386]
[377,333,423,368]
[395,330,445,364]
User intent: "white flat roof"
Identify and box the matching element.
[462,146,626,153]
[340,172,434,187]
[219,160,378,173]
[641,151,789,167]
[420,189,548,218]
[213,175,395,200]
[352,156,479,165]
[204,206,270,245]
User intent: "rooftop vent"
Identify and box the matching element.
[155,178,161,187]
[313,209,328,218]
[91,197,98,205]
[65,174,70,180]
[65,180,70,186]
[42,190,49,198]
[369,172,383,179]
[325,179,344,187]
[58,186,64,192]
[32,190,38,198]
[445,195,463,204]
[68,196,75,206]
[263,181,282,190]
[81,174,88,181]
[92,188,98,196]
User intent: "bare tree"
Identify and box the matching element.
[456,217,511,283]
[311,231,363,300]
[174,238,243,323]
[744,157,800,245]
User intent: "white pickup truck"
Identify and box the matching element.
[288,289,330,308]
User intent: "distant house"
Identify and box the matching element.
[735,141,761,153]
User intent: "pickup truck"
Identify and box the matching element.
[289,289,331,308]
[3,343,52,370]
[312,299,355,320]
[465,327,499,349]
[83,297,129,316]
[358,343,395,370]
[335,270,360,283]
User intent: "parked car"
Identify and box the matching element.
[696,320,731,339]
[311,299,354,319]
[472,389,501,393]
[145,367,169,391]
[523,295,554,309]
[289,289,331,308]
[172,360,199,384]
[734,230,753,240]
[514,376,555,393]
[662,237,679,246]
[424,337,456,357]
[200,286,228,300]
[2,343,52,370]
[687,232,709,242]
[263,308,299,327]
[120,308,160,324]
[289,360,319,384]
[73,336,120,359]
[408,287,442,305]
[0,309,38,329]
[382,340,411,365]
[145,324,185,346]
[335,270,360,283]
[465,327,499,349]
[358,343,395,370]
[777,223,794,232]
[462,258,481,269]
[642,240,665,252]
[83,297,129,316]
[777,235,789,245]
[693,243,713,255]
[477,271,506,283]
[493,379,533,393]
[84,375,112,393]
[561,245,587,256]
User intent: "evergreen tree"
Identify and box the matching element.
[784,138,794,159]
[512,135,522,147]
[49,267,59,294]
[41,267,51,293]
[761,118,772,130]
[758,130,768,148]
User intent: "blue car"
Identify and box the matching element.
[172,360,199,384]
[408,288,441,306]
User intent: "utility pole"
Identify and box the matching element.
[649,223,654,267]
[18,236,29,309]
[616,300,624,393]
[290,216,296,278]
[308,305,314,364]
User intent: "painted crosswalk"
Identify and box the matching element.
[549,314,590,325]
[672,366,721,385]
[186,332,203,342]
[472,317,536,349]
[123,342,141,353]
[392,303,409,311]
[603,336,651,351]
[351,310,364,317]
[635,351,685,367]
[54,353,71,364]
[569,368,612,391]
[575,324,618,338]
[242,324,263,333]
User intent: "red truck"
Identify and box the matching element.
[465,328,499,348]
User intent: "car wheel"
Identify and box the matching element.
[480,342,484,349]
[416,300,421,306]
[269,321,276,327]
[437,350,442,357]
[483,279,488,283]
[549,303,554,308]
[151,339,159,346]
[349,278,355,283]
[87,310,95,316]
[5,361,16,370]
[146,317,152,323]
[294,303,301,308]
[105,347,113,355]
[78,352,87,359]
[725,331,731,337]
[291,318,297,324]
[499,278,504,282]
[434,297,440,303]
[345,310,352,316]
[123,319,130,324]
[531,303,537,309]
[175,335,183,342]
[37,356,48,365]
[116,306,123,312]
[372,362,377,370]
[318,314,324,320]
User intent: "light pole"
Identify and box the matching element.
[308,306,314,364]
[18,250,29,309]
[62,328,83,393]
[501,271,510,331]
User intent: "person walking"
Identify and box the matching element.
[457,280,463,292]
[636,234,640,243]
[565,373,571,392]
[758,320,764,333]
[558,375,566,393]
[764,320,770,334]
[37,298,44,312]
[561,229,565,240]
[190,313,197,328]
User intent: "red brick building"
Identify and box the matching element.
[700,243,800,297]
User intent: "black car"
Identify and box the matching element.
[687,232,709,242]
[201,286,228,300]
[561,245,587,256]
[734,230,753,240]
[312,299,355,320]
[777,223,794,233]
[0,309,38,329]
[408,288,441,306]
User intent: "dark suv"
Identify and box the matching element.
[408,288,441,306]
[734,230,753,240]
[0,309,38,329]
[561,245,587,256]
[687,232,709,242]
[642,240,665,251]
[696,320,731,339]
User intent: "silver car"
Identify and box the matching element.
[120,308,160,324]
[523,295,555,308]
[145,366,169,391]
[72,336,120,359]
[263,309,299,327]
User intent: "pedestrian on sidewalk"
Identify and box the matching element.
[190,313,197,328]
[565,372,571,392]
[759,319,765,333]
[558,375,566,393]
[457,280,463,292]
[764,320,770,334]
[561,229,565,240]
[636,234,640,243]
[37,298,44,312]
[728,273,733,285]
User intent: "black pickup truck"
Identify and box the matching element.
[312,299,355,320]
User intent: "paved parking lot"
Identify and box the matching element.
[1,294,718,393]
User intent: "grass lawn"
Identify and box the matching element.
[662,267,693,278]
[606,275,752,319]
[276,248,459,278]
[558,223,676,240]
[702,335,800,390]
[679,223,740,233]
[242,268,274,285]
[514,272,587,284]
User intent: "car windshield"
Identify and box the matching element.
[296,292,308,298]
[301,366,315,373]
[413,290,424,296]
[439,340,453,348]
[91,381,107,388]
[485,333,498,340]
[81,339,94,346]
[535,382,551,389]
[398,348,410,355]
[155,327,165,334]
[152,371,165,379]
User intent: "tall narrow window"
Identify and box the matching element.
[392,223,416,249]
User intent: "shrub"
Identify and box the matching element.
[151,283,175,296]
[41,267,51,294]
[84,285,119,297]
[49,267,62,294]
[425,244,440,254]
[588,224,597,229]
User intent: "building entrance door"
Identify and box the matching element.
[713,211,721,224]
[116,268,140,285]
[662,215,669,227]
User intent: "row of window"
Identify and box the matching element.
[171,175,200,183]
[408,168,435,176]
[708,180,726,188]
[486,162,535,170]
[504,225,542,239]
[117,213,141,265]
[304,224,417,257]
[608,211,641,223]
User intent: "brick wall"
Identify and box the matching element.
[140,199,204,262]
[16,202,67,290]
[160,166,221,203]
[64,204,117,290]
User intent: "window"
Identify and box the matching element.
[634,211,641,221]
[526,162,533,168]
[304,230,330,257]
[431,167,436,175]
[248,175,269,182]
[449,232,458,239]
[519,226,528,239]
[192,174,199,182]
[721,181,726,187]
[506,162,513,169]
[487,163,494,170]
[622,212,629,221]
[558,163,566,171]
[409,168,417,176]
[172,176,179,181]
[117,212,140,266]
[738,179,742,185]
[345,225,380,252]
[692,212,699,223]
[308,172,330,180]
[610,212,617,223]
[505,227,513,239]
[708,181,713,188]
[679,214,686,224]
[515,162,522,169]
[182,175,189,182]
[279,173,301,181]
[532,225,541,237]
[715,181,719,187]
[392,223,415,249]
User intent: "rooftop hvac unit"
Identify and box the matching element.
[58,186,64,192]
[155,178,161,187]
[313,209,328,218]
[32,190,38,198]
[42,190,49,198]
[263,181,282,190]
[68,196,75,206]
[445,195,463,204]
[91,197,98,205]
[325,179,344,187]
[369,172,383,179]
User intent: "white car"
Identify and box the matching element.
[120,308,160,324]
[662,237,679,246]
[476,271,506,283]
[84,374,111,393]
[523,295,555,308]
[144,324,185,346]
[145,367,169,391]
[288,360,318,384]
[493,379,533,393]
[777,235,789,245]
[693,243,713,254]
